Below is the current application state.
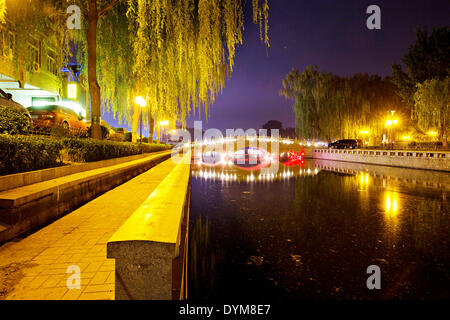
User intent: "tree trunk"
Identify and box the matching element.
[87,0,102,140]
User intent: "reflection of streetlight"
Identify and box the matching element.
[135,96,147,144]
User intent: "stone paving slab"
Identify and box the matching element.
[0,157,177,300]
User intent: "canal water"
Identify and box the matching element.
[188,158,450,300]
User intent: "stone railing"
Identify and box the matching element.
[107,151,191,300]
[0,151,173,243]
[313,148,449,172]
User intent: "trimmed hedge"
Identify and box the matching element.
[0,105,31,135]
[0,134,63,175]
[62,138,171,162]
[0,134,171,175]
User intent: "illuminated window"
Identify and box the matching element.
[68,83,77,99]
[47,50,58,76]
[0,29,15,58]
[28,37,41,72]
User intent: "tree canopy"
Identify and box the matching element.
[391,27,450,107]
[0,0,5,23]
[280,66,408,142]
[414,77,449,145]
[65,0,270,138]
[2,0,270,139]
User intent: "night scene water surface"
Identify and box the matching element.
[188,156,449,300]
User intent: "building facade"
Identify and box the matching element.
[0,13,88,118]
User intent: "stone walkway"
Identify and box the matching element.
[0,157,177,300]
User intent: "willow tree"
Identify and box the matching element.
[0,0,5,23]
[280,66,408,142]
[414,77,449,146]
[64,0,270,140]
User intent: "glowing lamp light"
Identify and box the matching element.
[385,119,398,127]
[403,136,411,140]
[360,130,369,135]
[428,131,438,136]
[135,96,147,107]
[68,83,77,99]
[160,120,169,126]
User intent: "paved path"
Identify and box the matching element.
[0,158,177,300]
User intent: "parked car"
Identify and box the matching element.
[329,139,362,149]
[27,104,87,133]
[0,89,32,122]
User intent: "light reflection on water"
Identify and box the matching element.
[189,159,450,300]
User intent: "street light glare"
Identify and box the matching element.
[135,96,146,107]
[385,119,398,127]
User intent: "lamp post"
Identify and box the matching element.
[385,119,398,149]
[159,120,169,144]
[428,131,438,141]
[135,96,147,144]
[359,130,369,146]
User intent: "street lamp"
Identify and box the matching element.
[135,96,147,144]
[428,131,438,141]
[159,120,169,144]
[385,118,399,145]
[359,130,369,146]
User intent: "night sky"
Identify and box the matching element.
[102,0,450,135]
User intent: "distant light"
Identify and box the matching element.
[360,130,369,135]
[428,131,438,136]
[385,118,399,127]
[68,83,77,99]
[135,96,146,107]
[403,136,411,140]
[160,120,169,126]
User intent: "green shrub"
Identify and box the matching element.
[50,126,72,138]
[0,134,63,175]
[62,138,171,162]
[0,105,31,135]
[108,133,125,142]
